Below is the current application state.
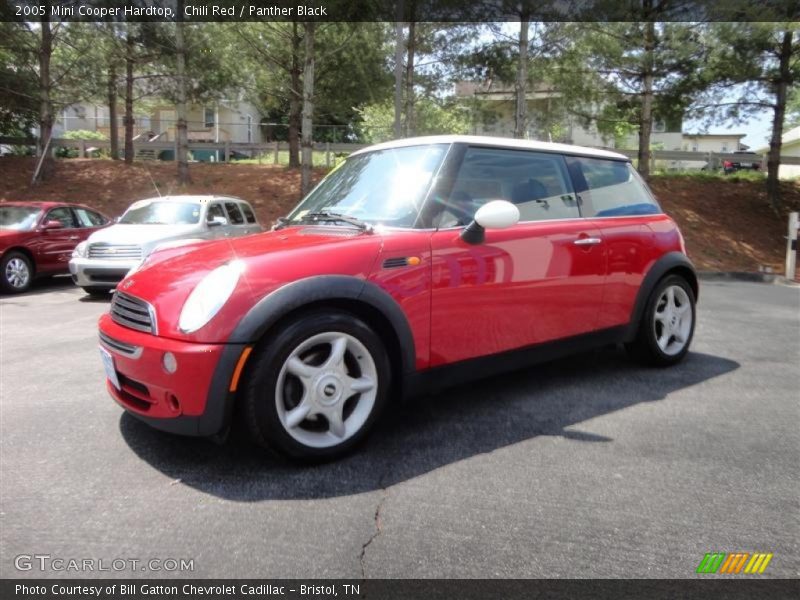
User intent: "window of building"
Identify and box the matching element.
[204,107,215,129]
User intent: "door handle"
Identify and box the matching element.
[573,237,602,246]
[68,236,80,240]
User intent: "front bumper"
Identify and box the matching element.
[70,257,137,288]
[98,313,247,436]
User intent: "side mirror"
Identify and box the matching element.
[208,215,228,227]
[43,220,64,230]
[460,200,520,244]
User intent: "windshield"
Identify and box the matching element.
[119,201,201,225]
[0,206,41,231]
[287,144,449,228]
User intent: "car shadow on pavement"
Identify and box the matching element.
[0,274,76,299]
[119,349,739,501]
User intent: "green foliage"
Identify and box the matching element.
[55,130,108,158]
[0,22,37,135]
[651,169,766,183]
[549,22,707,140]
[357,98,471,143]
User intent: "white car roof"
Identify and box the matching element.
[350,135,630,161]
[129,195,249,205]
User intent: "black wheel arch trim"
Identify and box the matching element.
[623,251,697,342]
[227,275,416,376]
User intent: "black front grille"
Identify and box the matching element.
[110,292,156,334]
[99,331,142,358]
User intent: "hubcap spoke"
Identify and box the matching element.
[348,375,374,394]
[286,401,312,428]
[287,357,316,379]
[327,408,346,438]
[324,336,348,370]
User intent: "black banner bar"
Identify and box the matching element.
[3,579,800,600]
[1,0,799,22]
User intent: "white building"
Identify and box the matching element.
[53,100,264,145]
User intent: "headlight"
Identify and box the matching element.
[72,241,88,258]
[178,261,244,333]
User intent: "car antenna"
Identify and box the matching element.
[142,162,162,197]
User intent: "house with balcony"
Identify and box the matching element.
[53,100,264,146]
[455,80,746,167]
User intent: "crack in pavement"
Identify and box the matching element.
[359,488,388,582]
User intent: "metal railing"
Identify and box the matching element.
[2,136,800,169]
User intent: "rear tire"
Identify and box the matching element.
[626,274,695,367]
[241,310,391,461]
[1,251,33,293]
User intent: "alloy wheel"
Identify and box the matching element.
[274,331,378,448]
[5,257,30,289]
[653,284,693,356]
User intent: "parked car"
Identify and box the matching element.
[70,195,262,296]
[97,135,697,460]
[723,151,762,174]
[0,201,110,293]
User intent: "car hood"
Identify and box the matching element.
[119,225,385,343]
[87,224,200,250]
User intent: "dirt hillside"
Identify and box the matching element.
[1,158,799,275]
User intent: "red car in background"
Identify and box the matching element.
[0,201,110,293]
[98,136,698,460]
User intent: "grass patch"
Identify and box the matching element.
[231,150,348,168]
[651,169,766,183]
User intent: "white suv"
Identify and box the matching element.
[69,195,261,295]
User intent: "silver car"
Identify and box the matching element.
[69,195,261,295]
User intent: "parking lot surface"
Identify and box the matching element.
[1,278,798,578]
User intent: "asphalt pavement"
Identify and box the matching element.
[1,276,798,578]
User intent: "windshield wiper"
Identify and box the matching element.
[299,211,374,233]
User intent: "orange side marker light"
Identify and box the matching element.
[229,346,253,392]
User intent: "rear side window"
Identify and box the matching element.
[241,204,257,224]
[224,202,244,225]
[567,157,661,218]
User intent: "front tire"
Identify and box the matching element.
[241,310,391,461]
[626,274,696,366]
[1,251,33,293]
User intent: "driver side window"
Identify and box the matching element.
[46,207,76,228]
[435,147,578,228]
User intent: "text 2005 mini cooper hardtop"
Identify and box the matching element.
[98,136,697,460]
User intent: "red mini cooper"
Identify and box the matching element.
[98,136,697,460]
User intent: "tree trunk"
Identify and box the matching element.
[301,22,315,198]
[767,30,793,214]
[514,16,529,139]
[107,63,119,160]
[637,18,656,180]
[174,6,190,185]
[404,21,416,137]
[288,21,301,168]
[393,20,404,139]
[124,26,135,165]
[33,7,54,184]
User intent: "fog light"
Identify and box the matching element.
[162,352,178,374]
